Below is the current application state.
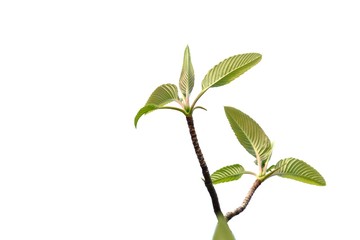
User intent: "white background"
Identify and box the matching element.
[1,0,359,239]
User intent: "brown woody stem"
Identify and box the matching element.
[186,116,222,216]
[225,179,262,221]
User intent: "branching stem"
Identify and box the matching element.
[225,179,262,221]
[186,116,222,216]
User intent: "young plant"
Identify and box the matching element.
[134,46,325,240]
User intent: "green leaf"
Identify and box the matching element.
[134,104,158,128]
[134,84,180,128]
[146,83,180,106]
[213,214,235,240]
[211,164,245,184]
[202,53,261,91]
[179,46,194,98]
[224,106,272,162]
[273,158,326,186]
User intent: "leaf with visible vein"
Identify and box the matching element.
[202,53,261,91]
[273,158,326,186]
[224,106,272,162]
[134,84,180,127]
[179,46,194,98]
[146,83,179,106]
[211,164,245,184]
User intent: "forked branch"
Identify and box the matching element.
[225,179,262,221]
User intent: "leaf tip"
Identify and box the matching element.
[251,52,262,61]
[223,106,234,114]
[183,45,191,57]
[134,110,142,128]
[273,158,326,186]
[317,176,326,186]
[134,104,158,129]
[134,120,139,128]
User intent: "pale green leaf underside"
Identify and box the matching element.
[211,164,245,184]
[213,214,235,240]
[179,46,194,97]
[202,53,261,91]
[134,104,158,128]
[224,106,272,161]
[146,84,179,106]
[273,158,326,186]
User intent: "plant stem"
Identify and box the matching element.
[185,116,222,216]
[225,179,262,221]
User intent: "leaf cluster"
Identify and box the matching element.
[211,106,326,186]
[134,46,326,239]
[134,46,262,126]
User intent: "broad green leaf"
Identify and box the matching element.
[146,83,179,106]
[211,164,245,184]
[273,158,326,186]
[202,53,261,91]
[224,106,272,162]
[213,214,235,240]
[134,84,180,127]
[179,46,194,97]
[134,104,158,128]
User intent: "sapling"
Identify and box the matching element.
[134,46,326,239]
